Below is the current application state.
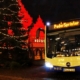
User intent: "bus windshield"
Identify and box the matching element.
[46,30,80,58]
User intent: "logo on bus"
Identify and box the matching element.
[66,62,70,67]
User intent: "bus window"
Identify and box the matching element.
[46,31,80,58]
[46,36,57,58]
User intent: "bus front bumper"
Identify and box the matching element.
[45,66,80,72]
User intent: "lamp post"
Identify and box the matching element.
[46,21,51,33]
[45,22,52,56]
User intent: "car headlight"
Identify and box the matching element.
[45,62,53,68]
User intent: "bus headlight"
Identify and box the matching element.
[45,62,53,68]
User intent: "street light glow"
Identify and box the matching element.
[46,22,51,26]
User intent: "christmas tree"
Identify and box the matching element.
[0,0,29,67]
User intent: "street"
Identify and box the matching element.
[0,66,80,80]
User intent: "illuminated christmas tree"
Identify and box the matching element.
[0,0,32,67]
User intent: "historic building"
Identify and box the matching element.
[29,16,45,60]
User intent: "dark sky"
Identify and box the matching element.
[22,0,80,24]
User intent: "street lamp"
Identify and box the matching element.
[46,21,51,32]
[46,22,51,26]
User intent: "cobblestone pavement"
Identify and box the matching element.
[0,66,49,80]
[0,75,43,80]
[0,75,53,80]
[0,75,23,80]
[0,66,80,80]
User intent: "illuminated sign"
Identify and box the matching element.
[34,39,44,43]
[53,21,80,29]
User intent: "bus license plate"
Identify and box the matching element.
[63,68,75,72]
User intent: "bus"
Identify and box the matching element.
[45,19,80,72]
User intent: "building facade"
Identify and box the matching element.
[29,16,45,60]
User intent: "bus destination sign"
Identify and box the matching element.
[49,20,80,30]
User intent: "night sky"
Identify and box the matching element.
[22,0,80,24]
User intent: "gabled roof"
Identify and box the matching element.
[29,15,45,37]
